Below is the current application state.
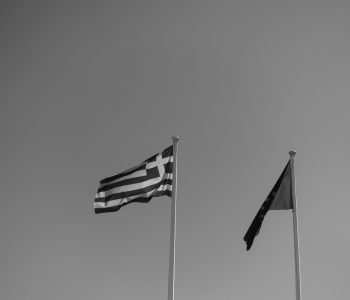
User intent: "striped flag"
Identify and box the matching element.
[94,145,173,214]
[243,160,293,250]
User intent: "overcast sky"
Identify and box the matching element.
[1,1,349,299]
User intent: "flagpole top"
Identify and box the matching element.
[172,136,180,143]
[289,150,296,157]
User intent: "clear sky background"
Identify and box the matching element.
[1,0,349,299]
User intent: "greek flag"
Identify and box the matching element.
[94,146,173,214]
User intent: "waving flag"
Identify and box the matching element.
[94,145,173,214]
[243,160,293,250]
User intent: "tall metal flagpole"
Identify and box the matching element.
[168,136,179,300]
[289,151,302,300]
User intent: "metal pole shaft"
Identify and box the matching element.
[289,151,302,300]
[168,136,179,300]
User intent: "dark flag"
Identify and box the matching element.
[244,161,293,250]
[94,146,173,214]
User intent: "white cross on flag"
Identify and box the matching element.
[94,146,173,214]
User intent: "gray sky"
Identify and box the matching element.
[1,0,349,299]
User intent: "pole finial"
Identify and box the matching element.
[289,150,296,157]
[172,136,180,142]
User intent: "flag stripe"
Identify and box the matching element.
[94,190,172,214]
[96,176,172,199]
[98,162,173,192]
[98,167,159,193]
[94,184,172,208]
[96,170,172,199]
[100,163,146,184]
[95,179,173,202]
[99,168,147,189]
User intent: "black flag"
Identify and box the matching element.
[244,161,293,250]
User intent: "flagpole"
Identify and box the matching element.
[289,151,302,300]
[168,136,179,300]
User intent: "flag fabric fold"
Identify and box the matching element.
[243,160,293,250]
[94,145,173,214]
